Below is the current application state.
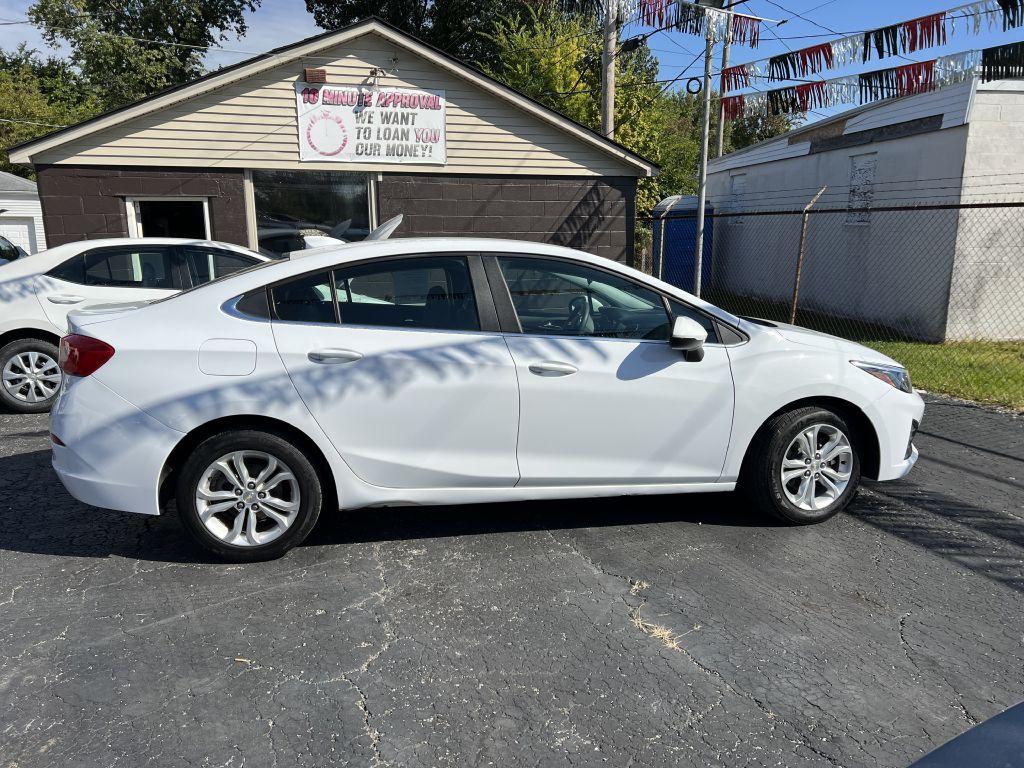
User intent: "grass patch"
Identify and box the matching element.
[865,340,1024,410]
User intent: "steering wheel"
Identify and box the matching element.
[566,296,592,335]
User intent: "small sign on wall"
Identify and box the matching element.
[295,84,446,164]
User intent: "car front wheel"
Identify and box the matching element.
[742,407,862,524]
[176,430,323,561]
[0,337,63,413]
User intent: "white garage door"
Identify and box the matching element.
[0,218,34,253]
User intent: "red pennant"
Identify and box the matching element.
[722,94,746,121]
[798,43,834,76]
[903,12,946,53]
[895,60,935,96]
[720,65,751,92]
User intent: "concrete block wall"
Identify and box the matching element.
[378,174,637,264]
[947,85,1024,340]
[34,166,248,248]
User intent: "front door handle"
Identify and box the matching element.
[528,361,579,377]
[47,294,85,305]
[308,348,363,364]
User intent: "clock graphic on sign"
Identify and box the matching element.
[306,110,348,157]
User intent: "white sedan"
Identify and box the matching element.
[50,238,924,560]
[0,238,270,413]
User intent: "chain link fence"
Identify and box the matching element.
[638,201,1024,410]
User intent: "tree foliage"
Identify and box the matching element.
[27,0,261,110]
[303,0,529,69]
[482,6,667,211]
[482,6,794,213]
[0,46,100,178]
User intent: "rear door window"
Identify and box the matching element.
[81,246,185,289]
[333,256,480,332]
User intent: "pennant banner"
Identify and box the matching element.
[638,0,762,47]
[721,49,985,119]
[721,0,1024,92]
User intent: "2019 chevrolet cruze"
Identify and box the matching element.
[50,238,923,560]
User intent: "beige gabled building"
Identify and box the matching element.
[10,17,657,262]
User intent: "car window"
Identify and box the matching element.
[497,256,671,341]
[184,247,258,285]
[48,255,86,284]
[333,256,480,332]
[271,270,336,324]
[667,299,719,344]
[0,237,17,261]
[82,247,184,290]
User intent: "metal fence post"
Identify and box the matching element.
[790,186,827,324]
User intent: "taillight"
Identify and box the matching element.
[59,335,115,377]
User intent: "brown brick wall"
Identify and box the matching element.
[35,166,248,247]
[378,174,637,264]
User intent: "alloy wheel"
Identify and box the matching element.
[780,423,854,511]
[2,351,62,403]
[195,451,301,547]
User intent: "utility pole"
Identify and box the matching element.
[692,13,717,298]
[601,0,617,138]
[715,25,731,158]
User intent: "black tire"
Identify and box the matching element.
[176,430,323,561]
[741,407,862,525]
[0,337,62,414]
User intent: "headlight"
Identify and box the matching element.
[850,360,913,393]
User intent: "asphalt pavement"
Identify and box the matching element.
[0,395,1021,767]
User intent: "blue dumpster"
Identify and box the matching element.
[651,195,713,295]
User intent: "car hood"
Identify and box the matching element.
[767,321,901,367]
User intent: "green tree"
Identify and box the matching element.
[481,6,667,211]
[28,0,261,110]
[0,46,100,178]
[303,0,530,68]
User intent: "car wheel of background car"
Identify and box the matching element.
[176,430,323,561]
[742,407,862,525]
[0,337,62,414]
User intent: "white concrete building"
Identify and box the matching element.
[0,171,46,255]
[705,78,1024,342]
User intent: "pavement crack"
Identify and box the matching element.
[899,612,979,726]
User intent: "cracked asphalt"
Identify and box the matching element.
[1,395,1022,767]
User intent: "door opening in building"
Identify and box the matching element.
[134,199,208,239]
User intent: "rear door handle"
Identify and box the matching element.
[528,361,578,377]
[308,348,363,364]
[47,294,85,305]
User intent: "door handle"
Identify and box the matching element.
[47,294,85,305]
[528,361,579,377]
[308,348,363,364]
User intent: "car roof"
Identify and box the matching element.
[0,238,267,278]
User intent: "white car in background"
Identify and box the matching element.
[0,238,269,413]
[50,237,924,561]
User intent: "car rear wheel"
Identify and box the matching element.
[0,338,62,414]
[742,407,861,524]
[176,430,323,561]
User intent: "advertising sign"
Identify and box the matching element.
[295,84,446,164]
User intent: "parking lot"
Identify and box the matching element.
[0,395,1021,767]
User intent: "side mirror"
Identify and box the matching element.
[670,316,707,361]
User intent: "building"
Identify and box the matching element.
[703,78,1024,341]
[8,18,656,263]
[0,171,46,255]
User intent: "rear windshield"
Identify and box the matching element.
[149,257,279,305]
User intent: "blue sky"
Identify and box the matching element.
[1,0,1021,126]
